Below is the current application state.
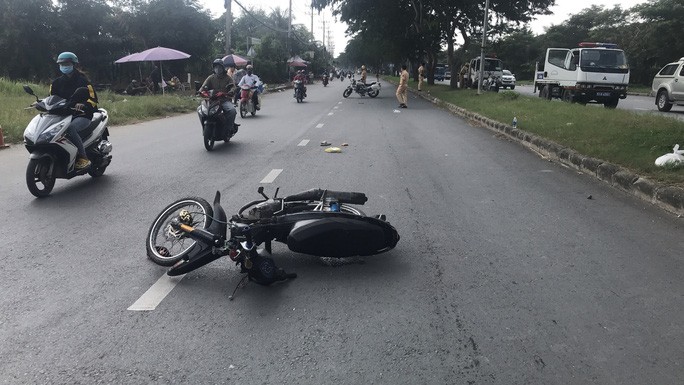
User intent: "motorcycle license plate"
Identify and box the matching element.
[596,92,611,97]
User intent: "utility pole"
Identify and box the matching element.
[288,0,292,53]
[224,0,232,54]
[477,0,490,95]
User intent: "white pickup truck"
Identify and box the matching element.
[534,42,630,108]
[652,57,684,112]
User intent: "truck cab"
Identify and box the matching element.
[467,57,503,88]
[534,42,630,108]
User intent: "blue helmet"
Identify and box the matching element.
[57,52,79,64]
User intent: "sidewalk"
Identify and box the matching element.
[386,79,684,217]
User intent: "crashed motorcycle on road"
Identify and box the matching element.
[342,77,380,98]
[146,187,400,295]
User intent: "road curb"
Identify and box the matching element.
[398,83,684,217]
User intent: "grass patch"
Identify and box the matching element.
[391,77,684,187]
[0,77,198,143]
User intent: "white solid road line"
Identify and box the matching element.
[298,139,310,146]
[128,273,186,311]
[260,169,283,183]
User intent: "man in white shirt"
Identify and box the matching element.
[237,64,261,110]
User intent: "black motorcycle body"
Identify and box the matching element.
[322,75,329,87]
[342,78,380,98]
[146,188,400,287]
[22,85,112,197]
[197,90,238,151]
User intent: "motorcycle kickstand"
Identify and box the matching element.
[228,274,249,301]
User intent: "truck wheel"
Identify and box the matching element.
[561,90,574,103]
[603,98,619,109]
[657,90,673,112]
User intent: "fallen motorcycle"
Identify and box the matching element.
[342,78,380,98]
[146,187,400,295]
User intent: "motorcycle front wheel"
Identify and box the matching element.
[239,102,247,118]
[26,158,56,197]
[204,134,215,151]
[146,197,214,266]
[343,88,352,98]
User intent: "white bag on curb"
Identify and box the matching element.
[655,144,684,166]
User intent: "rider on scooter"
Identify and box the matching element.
[200,59,237,131]
[293,70,307,97]
[237,64,261,110]
[50,51,98,170]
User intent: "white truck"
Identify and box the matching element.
[534,42,629,108]
[466,56,503,89]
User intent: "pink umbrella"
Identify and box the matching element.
[221,54,249,67]
[287,55,308,67]
[114,47,191,94]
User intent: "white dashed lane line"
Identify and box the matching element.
[327,112,334,116]
[260,169,283,183]
[298,139,310,146]
[128,274,186,311]
[316,123,324,128]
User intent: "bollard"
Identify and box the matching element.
[0,125,9,149]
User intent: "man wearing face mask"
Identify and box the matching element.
[49,51,98,170]
[200,59,238,133]
[237,64,261,110]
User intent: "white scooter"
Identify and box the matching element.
[22,85,112,197]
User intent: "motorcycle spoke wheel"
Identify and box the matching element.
[26,158,55,197]
[343,89,352,98]
[146,197,213,266]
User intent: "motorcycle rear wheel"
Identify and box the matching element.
[26,158,56,197]
[204,135,215,151]
[368,90,379,98]
[146,197,213,266]
[343,89,352,98]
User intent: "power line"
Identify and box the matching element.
[232,0,314,47]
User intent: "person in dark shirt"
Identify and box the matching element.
[50,51,99,169]
[150,63,162,94]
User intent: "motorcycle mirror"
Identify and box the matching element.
[257,186,269,199]
[23,85,39,101]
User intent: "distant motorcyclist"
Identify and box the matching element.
[200,59,237,131]
[293,70,307,97]
[50,51,98,170]
[237,64,261,110]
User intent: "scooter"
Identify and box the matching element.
[293,79,306,103]
[22,85,112,197]
[239,82,263,118]
[197,88,239,151]
[322,74,329,87]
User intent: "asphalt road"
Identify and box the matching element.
[1,80,683,384]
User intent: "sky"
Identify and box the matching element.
[199,0,649,56]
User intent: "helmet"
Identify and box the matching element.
[212,58,225,69]
[361,65,366,69]
[246,64,253,70]
[57,52,78,64]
